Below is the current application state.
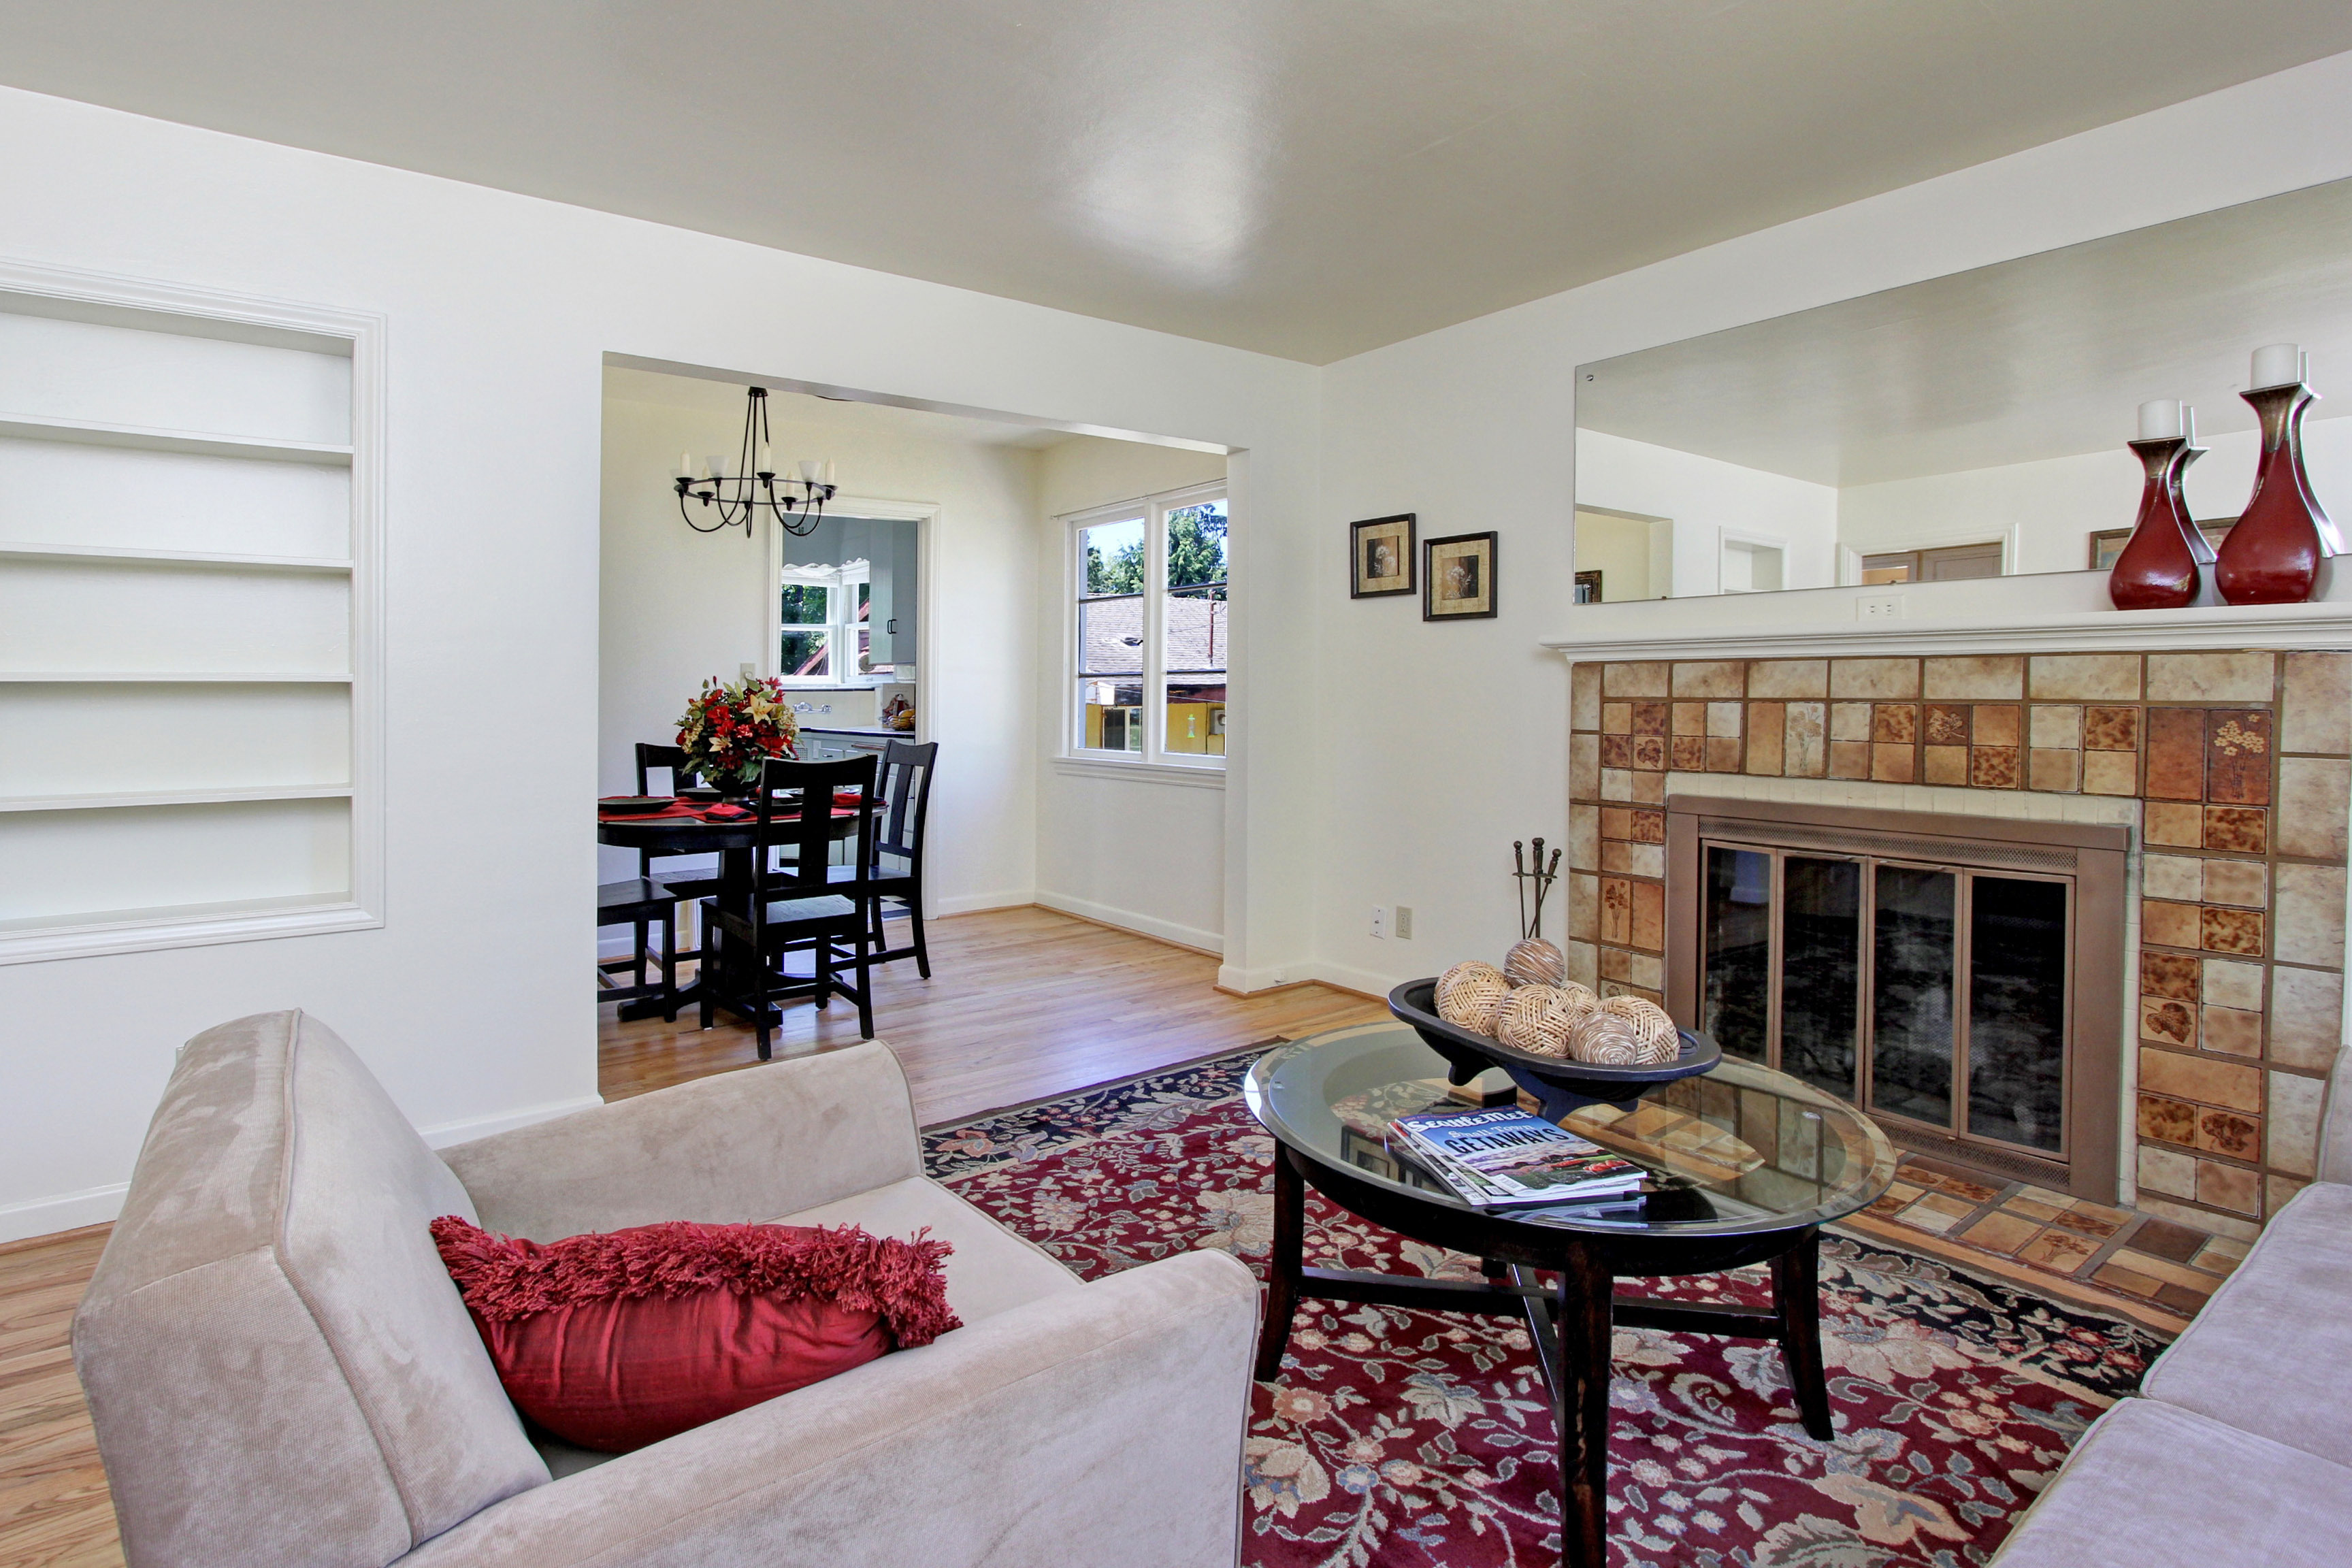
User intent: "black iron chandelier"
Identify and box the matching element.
[672,386,836,537]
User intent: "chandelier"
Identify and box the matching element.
[672,386,836,537]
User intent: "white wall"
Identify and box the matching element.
[1313,50,2352,1000]
[1031,438,1230,950]
[1575,428,1840,595]
[600,382,1043,915]
[0,84,1320,1241]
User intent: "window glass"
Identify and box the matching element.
[779,627,830,679]
[1163,501,1227,756]
[1069,495,1224,765]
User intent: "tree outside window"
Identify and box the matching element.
[1070,487,1226,768]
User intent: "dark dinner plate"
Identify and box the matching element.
[598,796,675,815]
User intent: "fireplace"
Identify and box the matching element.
[1665,796,2125,1199]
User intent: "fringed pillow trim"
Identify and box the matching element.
[430,1216,961,1347]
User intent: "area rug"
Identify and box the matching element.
[924,1044,2170,1568]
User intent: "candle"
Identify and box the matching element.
[757,442,773,476]
[2185,405,2198,445]
[674,451,693,479]
[822,459,836,485]
[2253,343,2302,387]
[2138,399,2183,440]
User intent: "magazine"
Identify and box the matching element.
[1388,1107,1646,1207]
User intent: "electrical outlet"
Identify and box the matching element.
[1856,595,1906,621]
[1369,904,1390,940]
[738,662,757,679]
[1394,905,1414,939]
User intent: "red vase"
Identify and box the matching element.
[2110,437,2212,610]
[2215,382,2342,604]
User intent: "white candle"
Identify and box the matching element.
[2253,343,2302,387]
[674,451,693,479]
[2138,399,2183,440]
[757,442,773,475]
[822,459,836,485]
[2185,405,2198,445]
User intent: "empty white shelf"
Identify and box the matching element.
[0,785,354,814]
[0,540,353,572]
[0,670,353,683]
[0,411,352,466]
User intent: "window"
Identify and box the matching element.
[1070,485,1226,768]
[778,561,874,684]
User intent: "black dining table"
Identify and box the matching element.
[597,797,866,1026]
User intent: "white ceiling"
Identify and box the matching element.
[1577,176,2352,489]
[606,366,1073,450]
[3,3,2351,363]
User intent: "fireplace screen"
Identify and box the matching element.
[1668,800,2123,1198]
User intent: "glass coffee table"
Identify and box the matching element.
[1245,1023,1897,1568]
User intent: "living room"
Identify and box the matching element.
[4,8,2352,1567]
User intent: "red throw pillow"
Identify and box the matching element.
[431,1215,960,1452]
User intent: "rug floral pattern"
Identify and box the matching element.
[924,1049,2167,1567]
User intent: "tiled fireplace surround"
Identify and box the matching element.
[1565,649,2351,1251]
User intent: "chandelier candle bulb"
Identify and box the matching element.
[674,452,694,479]
[2253,342,2303,387]
[757,442,773,476]
[2137,399,2183,440]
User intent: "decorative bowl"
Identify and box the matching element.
[1388,979,1722,1120]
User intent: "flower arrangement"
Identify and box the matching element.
[675,674,799,791]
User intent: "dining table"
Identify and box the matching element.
[597,792,868,1026]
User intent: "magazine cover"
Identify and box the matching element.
[1391,1107,1644,1201]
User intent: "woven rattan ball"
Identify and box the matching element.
[1567,1009,1645,1065]
[1435,961,1512,1035]
[1495,984,1592,1058]
[1600,995,1682,1065]
[1503,938,1565,989]
[1556,980,1601,1016]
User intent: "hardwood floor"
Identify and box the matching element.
[0,906,1382,1568]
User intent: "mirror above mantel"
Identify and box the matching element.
[1573,175,2352,605]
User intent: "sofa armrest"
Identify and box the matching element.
[396,1248,1260,1568]
[440,1041,923,1240]
[2317,1038,2352,1186]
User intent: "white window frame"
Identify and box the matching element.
[1064,480,1228,773]
[776,559,874,686]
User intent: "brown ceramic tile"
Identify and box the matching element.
[2046,1207,2125,1239]
[2202,958,2264,1011]
[2016,1229,2102,1273]
[1629,770,1667,805]
[2137,1094,2197,1145]
[1670,735,1707,771]
[1629,880,1665,951]
[1744,702,1786,774]
[2281,651,2352,755]
[1599,878,1632,945]
[1748,659,1829,700]
[1829,740,1872,780]
[2205,710,2272,804]
[2139,996,2195,1047]
[2202,859,2268,909]
[1970,747,2020,789]
[2141,952,2201,999]
[2143,900,2201,949]
[2268,966,2345,1071]
[2082,706,2140,751]
[1671,701,1708,736]
[1601,701,1633,735]
[1632,734,1668,771]
[1872,704,1918,744]
[2147,651,2276,704]
[2093,1262,2163,1295]
[1971,704,2021,747]
[2029,705,2083,750]
[1830,701,1873,742]
[2198,1005,2263,1058]
[2031,653,2142,702]
[1924,655,2025,702]
[2276,756,2351,860]
[1603,662,1670,699]
[1872,742,1916,783]
[1570,805,1600,869]
[1628,809,1665,844]
[2006,1196,2067,1222]
[1961,1211,2042,1254]
[1830,658,1921,700]
[1598,807,1637,842]
[1908,1168,2002,1204]
[1571,734,1600,798]
[1599,766,1632,802]
[1707,701,1744,738]
[2137,1145,2197,1199]
[1783,702,1826,777]
[2273,863,2347,966]
[2197,1160,2261,1215]
[2196,1108,2260,1159]
[1671,660,1746,699]
[1923,745,1969,785]
[2203,806,2268,853]
[1568,873,1599,943]
[2200,906,2265,956]
[2082,749,2139,796]
[2141,853,2202,902]
[2144,708,2206,801]
[2128,1218,2208,1262]
[1631,700,1669,737]
[2268,1173,2311,1215]
[1602,840,1666,877]
[1705,736,1744,772]
[1923,704,1970,745]
[1572,664,1603,731]
[2029,748,2081,792]
[2155,1281,2215,1313]
[2138,1047,2262,1111]
[1599,734,1633,770]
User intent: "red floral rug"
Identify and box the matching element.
[924,1045,2167,1568]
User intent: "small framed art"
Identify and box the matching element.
[1424,531,1497,621]
[1573,569,1603,605]
[1350,513,1416,598]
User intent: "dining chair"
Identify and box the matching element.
[701,754,879,1059]
[830,739,938,978]
[594,744,723,1019]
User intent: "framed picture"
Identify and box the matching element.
[1350,513,1416,598]
[1574,569,1603,605]
[2089,519,2234,570]
[1424,531,1497,621]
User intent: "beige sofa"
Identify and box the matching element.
[73,1011,1259,1568]
[1992,1044,2352,1566]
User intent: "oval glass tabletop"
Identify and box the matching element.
[1245,1023,1897,1238]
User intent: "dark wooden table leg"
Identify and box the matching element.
[1771,1226,1834,1441]
[1254,1145,1307,1381]
[1555,1245,1614,1568]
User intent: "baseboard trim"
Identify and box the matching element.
[931,889,1036,917]
[419,1094,606,1149]
[0,1182,129,1245]
[1307,960,1410,1001]
[1034,891,1223,957]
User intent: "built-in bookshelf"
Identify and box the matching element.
[0,267,382,964]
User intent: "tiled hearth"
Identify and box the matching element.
[1566,650,2349,1264]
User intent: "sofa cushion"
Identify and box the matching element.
[74,1011,548,1568]
[2139,1180,2352,1466]
[777,1175,1083,1326]
[432,1216,959,1451]
[1993,1397,2352,1567]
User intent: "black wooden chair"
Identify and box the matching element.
[829,739,937,977]
[594,744,715,1018]
[700,754,879,1060]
